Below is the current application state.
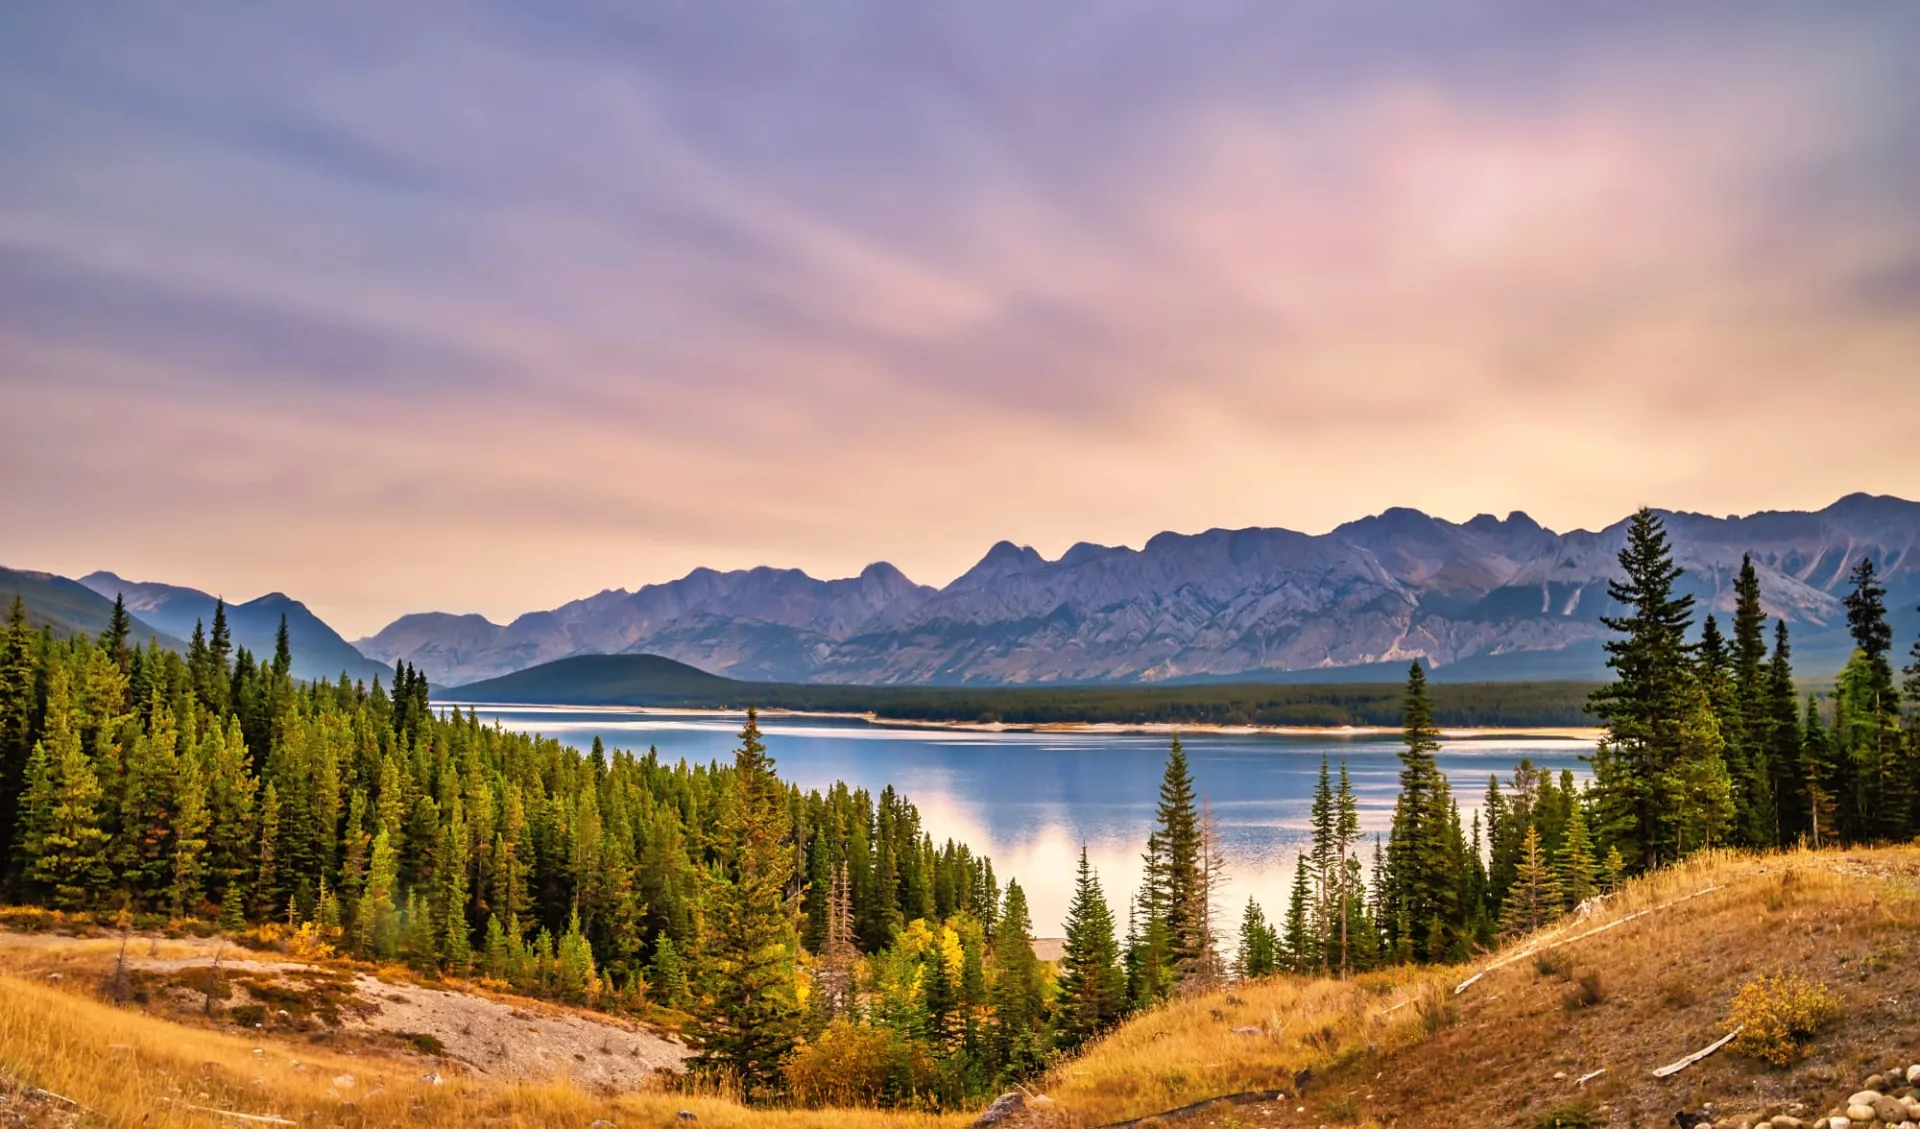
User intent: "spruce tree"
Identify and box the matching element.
[1056,846,1125,1049]
[17,719,110,909]
[1333,761,1360,975]
[1282,853,1314,972]
[1497,825,1562,937]
[1841,558,1908,838]
[989,879,1045,1076]
[169,746,210,918]
[101,594,132,671]
[1236,898,1277,979]
[1385,662,1456,960]
[691,708,803,1099]
[1554,803,1598,909]
[1766,620,1808,843]
[1143,739,1201,974]
[1589,508,1703,871]
[0,595,34,857]
[650,934,688,1009]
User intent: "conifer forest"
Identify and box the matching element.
[2,508,1919,1108]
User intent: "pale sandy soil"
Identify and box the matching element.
[0,933,688,1093]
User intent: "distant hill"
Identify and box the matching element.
[76,571,388,684]
[1,565,187,651]
[370,494,1920,687]
[447,652,1601,728]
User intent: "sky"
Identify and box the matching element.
[3,3,1918,640]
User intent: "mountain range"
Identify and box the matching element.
[8,495,1915,688]
[360,493,1920,688]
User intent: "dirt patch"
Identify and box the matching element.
[331,975,689,1091]
[31,943,691,1094]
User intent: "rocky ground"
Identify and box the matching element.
[1,932,688,1096]
[131,957,691,1092]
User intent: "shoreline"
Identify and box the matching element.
[435,699,1602,743]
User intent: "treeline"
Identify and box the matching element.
[458,655,1601,728]
[1227,509,1920,987]
[0,596,1040,1107]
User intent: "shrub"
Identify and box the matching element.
[1533,951,1573,980]
[1414,986,1457,1035]
[1726,973,1841,1066]
[1563,971,1606,1011]
[1535,1103,1604,1129]
[781,1021,931,1108]
[398,1031,447,1056]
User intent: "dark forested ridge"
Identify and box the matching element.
[0,566,185,651]
[449,653,1604,728]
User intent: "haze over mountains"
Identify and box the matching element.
[8,495,1914,688]
[72,571,388,684]
[355,494,1920,688]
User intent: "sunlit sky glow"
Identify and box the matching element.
[4,3,1918,637]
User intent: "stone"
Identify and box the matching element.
[1829,1118,1850,1129]
[1849,1094,1882,1109]
[1770,1118,1805,1128]
[1875,1097,1907,1123]
[332,1076,355,1090]
[974,1093,1025,1127]
[589,1121,614,1129]
[1232,1026,1262,1036]
[1909,1066,1920,1086]
[1844,1107,1874,1124]
[676,1114,697,1123]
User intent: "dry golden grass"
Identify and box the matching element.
[0,956,963,1129]
[1043,845,1920,1129]
[5,846,1917,1129]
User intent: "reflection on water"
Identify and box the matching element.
[442,703,1593,940]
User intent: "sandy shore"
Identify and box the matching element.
[439,699,1602,742]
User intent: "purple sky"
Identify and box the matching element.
[4,3,1918,638]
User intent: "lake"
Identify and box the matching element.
[441,703,1596,940]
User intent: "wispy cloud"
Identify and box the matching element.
[2,2,1916,636]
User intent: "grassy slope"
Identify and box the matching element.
[1039,845,1920,1128]
[448,654,1603,728]
[1,847,1913,1129]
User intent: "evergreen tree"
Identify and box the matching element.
[691,709,803,1100]
[253,780,282,917]
[1841,558,1908,838]
[1055,846,1125,1049]
[1236,897,1277,979]
[16,690,110,909]
[1142,739,1201,974]
[1497,825,1562,937]
[1333,761,1360,975]
[1554,802,1598,910]
[650,934,688,1009]
[100,594,132,671]
[0,596,34,857]
[1729,556,1775,844]
[1589,508,1705,871]
[169,746,210,918]
[1282,853,1314,972]
[1766,620,1808,843]
[1384,662,1456,960]
[988,879,1045,1076]
[271,615,292,679]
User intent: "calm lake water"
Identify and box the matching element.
[441,703,1594,939]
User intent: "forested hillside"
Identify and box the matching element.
[450,654,1603,728]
